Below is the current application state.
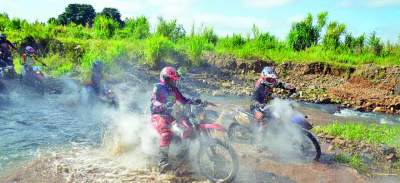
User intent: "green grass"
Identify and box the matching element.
[313,122,400,151]
[334,153,368,173]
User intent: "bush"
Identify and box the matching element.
[200,27,218,45]
[93,15,119,39]
[156,17,186,42]
[323,21,346,50]
[177,36,212,66]
[217,34,246,49]
[142,35,175,67]
[118,16,150,39]
[368,31,383,56]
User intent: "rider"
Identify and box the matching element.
[90,60,103,95]
[0,33,16,67]
[21,46,46,76]
[150,66,199,173]
[250,66,296,129]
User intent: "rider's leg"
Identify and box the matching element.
[176,117,192,161]
[179,117,193,139]
[253,110,266,131]
[151,115,174,173]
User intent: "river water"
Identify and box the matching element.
[0,84,399,178]
[0,87,107,174]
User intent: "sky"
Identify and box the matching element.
[1,0,399,42]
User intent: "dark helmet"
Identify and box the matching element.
[25,46,36,55]
[92,60,103,72]
[0,33,6,41]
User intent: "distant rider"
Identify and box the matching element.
[150,66,200,173]
[90,60,103,95]
[0,33,16,67]
[250,66,296,129]
[21,46,46,76]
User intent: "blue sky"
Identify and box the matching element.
[1,0,399,42]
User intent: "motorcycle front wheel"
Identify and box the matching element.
[197,138,239,183]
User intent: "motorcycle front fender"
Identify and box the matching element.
[291,115,313,130]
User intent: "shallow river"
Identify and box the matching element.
[0,86,399,177]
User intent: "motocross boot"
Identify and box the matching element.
[159,146,172,174]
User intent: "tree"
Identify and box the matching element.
[47,17,57,25]
[156,17,186,42]
[344,33,356,52]
[368,31,383,56]
[99,8,123,26]
[287,12,327,51]
[57,4,96,26]
[322,21,346,50]
[354,34,365,54]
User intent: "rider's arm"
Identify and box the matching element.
[173,87,193,105]
[151,85,167,113]
[6,40,16,50]
[21,54,26,65]
[276,81,296,92]
[251,84,265,107]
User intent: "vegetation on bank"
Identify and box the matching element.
[314,122,400,173]
[1,3,400,79]
[313,122,400,150]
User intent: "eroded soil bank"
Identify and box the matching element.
[199,54,400,114]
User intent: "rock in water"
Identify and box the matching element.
[212,90,224,96]
[373,107,384,113]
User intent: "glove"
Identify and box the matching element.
[289,87,296,93]
[164,102,174,109]
[192,99,202,105]
[256,103,266,109]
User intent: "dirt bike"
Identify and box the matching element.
[22,66,45,95]
[170,100,239,183]
[0,52,16,80]
[80,83,119,108]
[227,99,321,162]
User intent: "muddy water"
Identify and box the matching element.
[0,84,399,182]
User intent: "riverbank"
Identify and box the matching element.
[185,54,400,115]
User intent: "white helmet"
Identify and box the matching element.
[261,66,278,86]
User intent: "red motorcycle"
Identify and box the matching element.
[22,66,45,94]
[170,100,239,183]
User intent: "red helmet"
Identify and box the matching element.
[160,66,180,83]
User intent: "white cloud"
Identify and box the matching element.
[243,0,296,8]
[337,0,354,7]
[337,0,400,7]
[367,0,400,7]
